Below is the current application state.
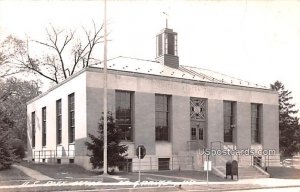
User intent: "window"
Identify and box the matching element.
[190,122,204,141]
[158,158,170,170]
[68,93,75,143]
[224,101,235,143]
[199,126,204,140]
[155,94,170,141]
[42,107,46,146]
[251,104,261,144]
[116,91,133,141]
[191,127,196,140]
[56,99,62,144]
[32,112,35,148]
[167,33,175,55]
[157,34,163,56]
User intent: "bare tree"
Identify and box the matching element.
[0,37,22,78]
[2,21,103,84]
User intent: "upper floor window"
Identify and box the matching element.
[32,112,35,148]
[155,94,170,141]
[223,101,236,143]
[251,104,262,144]
[42,107,46,146]
[68,93,75,143]
[116,90,133,141]
[56,99,62,144]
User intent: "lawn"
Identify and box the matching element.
[18,160,224,182]
[15,160,300,182]
[268,166,300,179]
[19,161,100,179]
[0,166,31,181]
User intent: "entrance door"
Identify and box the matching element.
[191,121,206,148]
[190,98,207,150]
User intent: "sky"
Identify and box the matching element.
[0,0,299,115]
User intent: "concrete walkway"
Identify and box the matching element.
[12,164,52,180]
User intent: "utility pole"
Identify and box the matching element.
[103,0,108,175]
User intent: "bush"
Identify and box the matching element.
[11,139,25,159]
[0,109,17,170]
[0,134,16,170]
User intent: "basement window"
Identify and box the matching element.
[158,158,170,170]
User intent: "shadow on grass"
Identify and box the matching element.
[18,160,101,179]
[0,166,31,181]
[268,166,300,179]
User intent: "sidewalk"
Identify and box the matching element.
[2,164,300,192]
[12,164,53,180]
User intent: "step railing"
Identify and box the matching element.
[33,149,75,162]
[251,154,270,171]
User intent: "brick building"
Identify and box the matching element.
[27,27,279,176]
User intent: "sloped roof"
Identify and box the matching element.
[92,56,268,90]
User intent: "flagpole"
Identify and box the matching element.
[103,0,108,175]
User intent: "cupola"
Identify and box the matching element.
[155,26,179,68]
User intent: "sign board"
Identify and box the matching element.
[136,145,146,159]
[204,161,212,171]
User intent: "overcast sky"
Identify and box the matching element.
[1,0,299,115]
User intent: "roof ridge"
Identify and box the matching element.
[109,55,158,63]
[181,65,266,87]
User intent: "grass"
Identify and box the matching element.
[268,166,300,179]
[0,166,31,181]
[14,160,300,181]
[17,160,224,182]
[19,161,100,179]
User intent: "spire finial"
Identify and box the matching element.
[163,12,168,28]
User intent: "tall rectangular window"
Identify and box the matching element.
[68,93,75,143]
[56,99,62,145]
[167,33,175,55]
[251,104,261,144]
[224,101,235,143]
[32,112,35,148]
[155,94,170,141]
[116,90,132,141]
[191,127,196,140]
[157,34,163,56]
[42,107,46,146]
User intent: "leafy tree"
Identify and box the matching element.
[85,112,128,171]
[0,108,17,169]
[271,81,300,156]
[0,78,41,146]
[1,22,103,83]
